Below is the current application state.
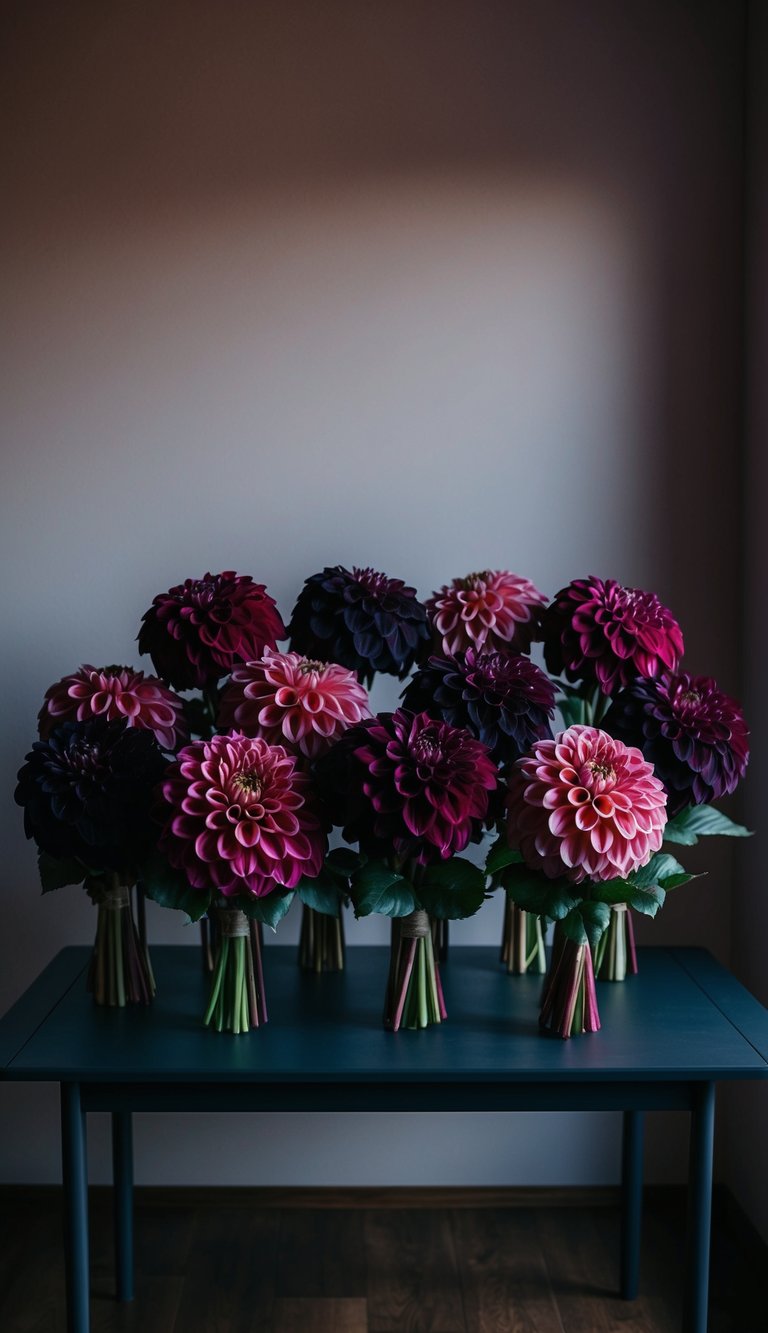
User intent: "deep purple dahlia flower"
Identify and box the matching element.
[157,733,327,898]
[541,576,684,696]
[287,566,429,687]
[603,672,749,815]
[138,572,285,691]
[315,708,498,865]
[15,718,166,872]
[401,648,555,768]
[38,664,187,752]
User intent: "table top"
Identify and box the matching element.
[1,946,767,1087]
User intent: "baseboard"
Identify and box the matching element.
[0,1182,764,1247]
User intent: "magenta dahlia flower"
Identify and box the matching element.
[157,733,327,898]
[541,576,683,696]
[138,572,285,691]
[603,672,749,815]
[218,649,371,760]
[38,664,186,752]
[507,725,667,883]
[316,708,498,865]
[426,570,547,657]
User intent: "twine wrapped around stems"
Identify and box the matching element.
[298,904,345,973]
[87,878,156,1007]
[500,898,546,975]
[384,910,447,1032]
[203,905,267,1034]
[539,924,600,1039]
[594,903,638,981]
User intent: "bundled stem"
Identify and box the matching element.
[298,904,345,972]
[431,917,449,966]
[594,904,638,981]
[87,879,156,1006]
[539,925,600,1038]
[204,907,267,1033]
[500,897,546,975]
[384,910,447,1032]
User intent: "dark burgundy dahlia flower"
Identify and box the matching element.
[315,708,498,865]
[401,649,555,768]
[287,566,429,686]
[603,672,749,815]
[15,718,166,872]
[541,576,684,696]
[157,733,327,898]
[138,572,285,691]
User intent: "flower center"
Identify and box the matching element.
[461,571,490,590]
[412,732,441,764]
[232,772,263,799]
[679,689,702,706]
[587,760,615,782]
[299,659,326,675]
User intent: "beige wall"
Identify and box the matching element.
[0,1,750,1191]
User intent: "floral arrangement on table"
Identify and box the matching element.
[316,707,498,1029]
[15,563,750,1044]
[489,575,751,1036]
[14,663,186,1005]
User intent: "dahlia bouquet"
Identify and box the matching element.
[218,649,371,972]
[490,574,751,1035]
[15,710,168,1006]
[316,708,498,1030]
[407,569,554,972]
[144,732,328,1032]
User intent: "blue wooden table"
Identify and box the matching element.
[1,944,767,1333]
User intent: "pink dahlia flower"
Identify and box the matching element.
[507,725,667,883]
[426,570,547,657]
[218,649,371,760]
[138,572,285,691]
[38,664,187,751]
[157,733,327,898]
[541,576,683,696]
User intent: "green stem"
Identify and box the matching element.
[204,937,229,1027]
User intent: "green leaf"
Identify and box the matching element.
[350,860,416,919]
[632,852,700,893]
[499,863,580,921]
[560,900,611,950]
[485,837,523,877]
[664,805,752,846]
[240,890,295,931]
[558,696,585,728]
[418,857,487,920]
[296,870,343,917]
[141,852,210,922]
[38,852,87,893]
[325,847,363,877]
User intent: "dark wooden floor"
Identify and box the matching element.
[0,1188,765,1332]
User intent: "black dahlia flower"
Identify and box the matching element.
[541,576,684,696]
[138,572,285,691]
[15,718,166,873]
[315,708,498,865]
[288,566,429,687]
[401,648,555,768]
[603,671,749,815]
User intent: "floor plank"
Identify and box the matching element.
[365,1208,466,1333]
[172,1206,280,1333]
[270,1298,368,1332]
[276,1208,367,1298]
[453,1207,563,1333]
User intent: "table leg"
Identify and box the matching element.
[112,1111,134,1302]
[621,1109,644,1300]
[61,1082,90,1333]
[683,1081,716,1333]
